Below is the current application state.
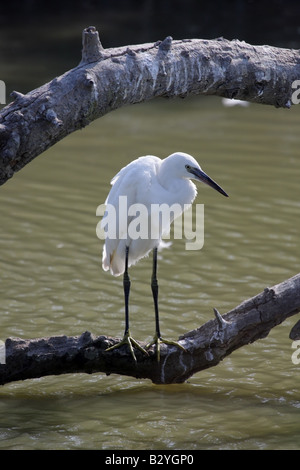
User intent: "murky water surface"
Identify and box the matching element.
[1,54,300,449]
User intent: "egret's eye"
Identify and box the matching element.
[185,164,191,171]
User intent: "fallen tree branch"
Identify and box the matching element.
[1,26,300,186]
[1,273,299,385]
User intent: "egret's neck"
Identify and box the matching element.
[158,162,197,205]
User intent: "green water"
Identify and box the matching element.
[1,90,300,449]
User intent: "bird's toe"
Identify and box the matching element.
[146,333,186,362]
[105,331,148,362]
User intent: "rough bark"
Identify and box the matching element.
[1,273,299,386]
[1,26,300,186]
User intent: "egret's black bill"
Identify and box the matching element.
[191,167,228,197]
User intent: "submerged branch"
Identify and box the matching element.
[1,26,300,185]
[1,273,300,385]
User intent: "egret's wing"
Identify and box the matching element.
[102,156,161,275]
[102,169,138,274]
[105,156,160,202]
[103,156,159,235]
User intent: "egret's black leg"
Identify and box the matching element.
[106,246,148,362]
[123,246,131,335]
[146,247,186,361]
[151,247,161,340]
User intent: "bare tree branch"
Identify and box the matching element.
[1,26,300,186]
[1,27,299,385]
[1,273,299,386]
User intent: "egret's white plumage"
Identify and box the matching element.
[102,152,228,361]
[102,152,227,276]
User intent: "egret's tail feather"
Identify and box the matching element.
[102,246,125,277]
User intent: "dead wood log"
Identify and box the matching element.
[1,273,299,386]
[1,26,300,186]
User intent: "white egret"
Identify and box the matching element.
[102,152,228,361]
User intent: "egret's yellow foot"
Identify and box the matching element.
[146,332,186,362]
[106,330,148,362]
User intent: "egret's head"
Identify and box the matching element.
[167,152,228,197]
